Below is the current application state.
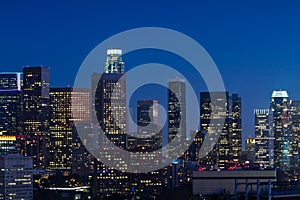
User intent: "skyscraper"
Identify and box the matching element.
[70,88,94,176]
[168,78,186,159]
[199,92,241,170]
[231,94,242,163]
[136,100,162,149]
[48,88,91,171]
[128,100,164,195]
[0,91,22,154]
[96,49,127,150]
[22,66,50,169]
[270,90,293,175]
[200,92,230,170]
[290,100,300,179]
[0,90,22,137]
[0,72,22,154]
[94,49,129,196]
[72,123,95,176]
[254,109,274,169]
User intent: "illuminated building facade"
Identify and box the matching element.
[48,88,89,171]
[246,138,255,152]
[0,154,33,200]
[94,49,129,195]
[136,100,162,149]
[22,66,50,169]
[0,91,22,136]
[231,94,242,163]
[0,136,18,155]
[0,72,22,90]
[254,109,274,169]
[185,130,205,162]
[72,123,95,176]
[0,73,22,154]
[69,88,93,175]
[96,49,127,149]
[200,92,231,170]
[200,92,242,170]
[291,100,300,178]
[245,137,255,164]
[0,90,21,137]
[270,90,293,174]
[49,87,91,172]
[168,78,186,159]
[129,100,163,195]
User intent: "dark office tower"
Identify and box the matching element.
[138,100,158,127]
[231,94,242,164]
[0,72,22,90]
[128,100,163,196]
[290,100,300,179]
[22,66,50,169]
[185,130,205,162]
[0,91,22,154]
[254,109,274,169]
[91,73,102,125]
[0,90,22,136]
[94,49,129,196]
[0,72,22,154]
[168,78,186,159]
[136,100,162,149]
[270,90,293,176]
[200,91,231,170]
[72,123,95,176]
[49,88,90,171]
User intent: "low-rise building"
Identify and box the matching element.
[193,170,276,195]
[0,154,33,200]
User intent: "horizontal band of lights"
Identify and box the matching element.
[0,135,16,141]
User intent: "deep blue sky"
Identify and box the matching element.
[1,1,300,146]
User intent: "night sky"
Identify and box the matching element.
[1,1,300,147]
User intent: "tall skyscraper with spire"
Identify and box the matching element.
[94,49,129,195]
[96,49,127,149]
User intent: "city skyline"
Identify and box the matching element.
[2,1,300,199]
[2,1,300,141]
[2,65,300,149]
[0,50,299,199]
